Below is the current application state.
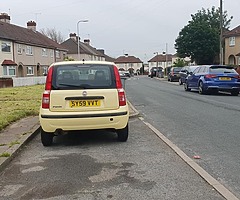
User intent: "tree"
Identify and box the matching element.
[40,28,64,44]
[175,7,232,65]
[173,58,187,67]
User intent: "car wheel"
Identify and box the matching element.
[117,124,128,142]
[179,78,182,85]
[41,127,54,146]
[199,81,207,95]
[231,90,239,96]
[184,82,191,91]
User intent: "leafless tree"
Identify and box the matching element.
[40,28,64,44]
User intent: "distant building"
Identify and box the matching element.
[224,25,240,65]
[61,33,114,62]
[0,13,67,77]
[114,55,143,74]
[148,54,176,73]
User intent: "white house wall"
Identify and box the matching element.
[116,63,142,71]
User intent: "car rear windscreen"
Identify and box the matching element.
[209,66,236,74]
[52,64,116,89]
[173,68,182,72]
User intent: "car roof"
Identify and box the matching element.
[50,60,115,67]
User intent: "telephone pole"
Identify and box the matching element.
[220,0,223,65]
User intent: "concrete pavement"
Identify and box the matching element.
[0,101,239,199]
[0,102,139,173]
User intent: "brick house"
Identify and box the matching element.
[224,25,240,66]
[61,33,112,62]
[0,13,67,77]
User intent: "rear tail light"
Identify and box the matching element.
[41,66,53,109]
[42,90,50,109]
[113,66,126,106]
[205,74,217,79]
[233,75,240,79]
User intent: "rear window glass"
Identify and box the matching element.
[209,66,236,74]
[173,68,182,72]
[52,64,116,89]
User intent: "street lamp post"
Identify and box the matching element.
[219,0,223,65]
[77,20,88,61]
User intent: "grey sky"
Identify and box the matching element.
[2,0,239,62]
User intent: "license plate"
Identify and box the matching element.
[70,100,101,108]
[219,77,231,81]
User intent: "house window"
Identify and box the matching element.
[43,67,48,75]
[3,66,16,76]
[229,37,235,46]
[50,50,54,58]
[17,44,22,54]
[42,48,48,57]
[1,41,11,52]
[55,50,60,58]
[27,66,34,75]
[26,46,33,55]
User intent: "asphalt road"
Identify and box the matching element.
[126,76,240,199]
[0,117,224,199]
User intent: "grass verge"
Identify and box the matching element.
[0,84,44,131]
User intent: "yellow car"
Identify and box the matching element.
[39,61,129,146]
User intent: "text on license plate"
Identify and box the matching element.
[219,77,231,81]
[70,100,101,108]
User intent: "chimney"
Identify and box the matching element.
[70,33,78,41]
[0,13,10,23]
[84,39,90,45]
[27,21,36,31]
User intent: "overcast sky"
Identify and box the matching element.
[2,0,239,62]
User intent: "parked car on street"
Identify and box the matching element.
[184,65,240,95]
[39,61,129,146]
[167,67,182,82]
[179,66,199,85]
[149,67,164,78]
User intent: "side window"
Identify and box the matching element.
[193,67,200,74]
[198,67,205,73]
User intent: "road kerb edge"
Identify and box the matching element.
[142,119,239,200]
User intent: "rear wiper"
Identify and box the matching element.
[59,83,80,87]
[59,83,93,89]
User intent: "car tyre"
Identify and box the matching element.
[117,124,128,142]
[41,127,54,146]
[199,81,207,95]
[184,82,191,91]
[231,90,239,96]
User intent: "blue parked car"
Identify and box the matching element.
[184,65,240,96]
[179,66,199,85]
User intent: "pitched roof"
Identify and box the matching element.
[61,38,104,57]
[2,59,17,66]
[0,21,67,50]
[148,54,174,62]
[114,56,143,63]
[223,25,240,38]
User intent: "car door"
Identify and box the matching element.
[187,67,200,87]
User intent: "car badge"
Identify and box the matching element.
[82,91,87,96]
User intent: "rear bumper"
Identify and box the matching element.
[40,107,129,133]
[204,82,240,91]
